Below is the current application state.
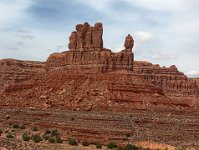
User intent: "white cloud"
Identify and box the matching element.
[152,54,177,60]
[16,34,35,40]
[135,31,153,42]
[187,70,199,77]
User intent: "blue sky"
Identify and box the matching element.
[0,0,199,77]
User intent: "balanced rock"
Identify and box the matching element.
[124,34,134,50]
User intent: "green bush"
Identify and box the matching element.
[32,126,38,131]
[56,136,63,143]
[0,129,3,136]
[22,133,30,141]
[20,125,26,129]
[123,144,140,150]
[7,132,14,138]
[68,138,78,146]
[51,129,59,137]
[12,124,19,129]
[82,140,89,146]
[48,137,55,143]
[96,143,102,149]
[45,129,51,135]
[32,134,42,143]
[107,141,117,149]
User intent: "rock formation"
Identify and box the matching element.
[47,22,134,72]
[0,22,198,110]
[0,22,199,149]
[68,22,103,50]
[124,34,134,50]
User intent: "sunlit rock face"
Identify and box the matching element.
[0,22,198,111]
[47,22,134,73]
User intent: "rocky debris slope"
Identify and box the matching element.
[0,59,45,93]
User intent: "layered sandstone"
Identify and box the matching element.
[0,59,45,93]
[0,22,198,110]
[47,22,134,73]
[1,22,199,149]
[134,61,199,97]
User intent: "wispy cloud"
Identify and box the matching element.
[16,41,24,46]
[152,54,177,60]
[187,70,199,77]
[135,31,153,42]
[16,34,35,40]
[3,46,19,51]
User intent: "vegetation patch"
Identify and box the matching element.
[68,138,78,146]
[96,143,102,149]
[32,134,42,143]
[7,132,14,138]
[22,133,30,141]
[82,140,89,146]
[12,124,19,129]
[107,141,117,149]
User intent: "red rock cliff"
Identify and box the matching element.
[0,22,199,110]
[47,22,134,73]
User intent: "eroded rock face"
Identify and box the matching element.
[0,59,45,93]
[48,23,134,72]
[124,34,134,50]
[0,22,199,111]
[134,61,199,99]
[68,22,103,50]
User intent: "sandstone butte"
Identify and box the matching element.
[0,22,198,110]
[0,22,199,149]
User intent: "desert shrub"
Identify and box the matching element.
[123,144,140,150]
[32,134,42,143]
[56,136,63,143]
[7,132,14,138]
[82,140,89,146]
[12,124,19,129]
[51,129,59,137]
[0,129,3,136]
[107,141,117,149]
[32,126,38,131]
[68,138,78,146]
[22,133,30,141]
[42,134,50,141]
[48,137,55,143]
[126,134,131,138]
[96,143,102,149]
[20,125,26,129]
[123,144,133,150]
[45,129,51,135]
